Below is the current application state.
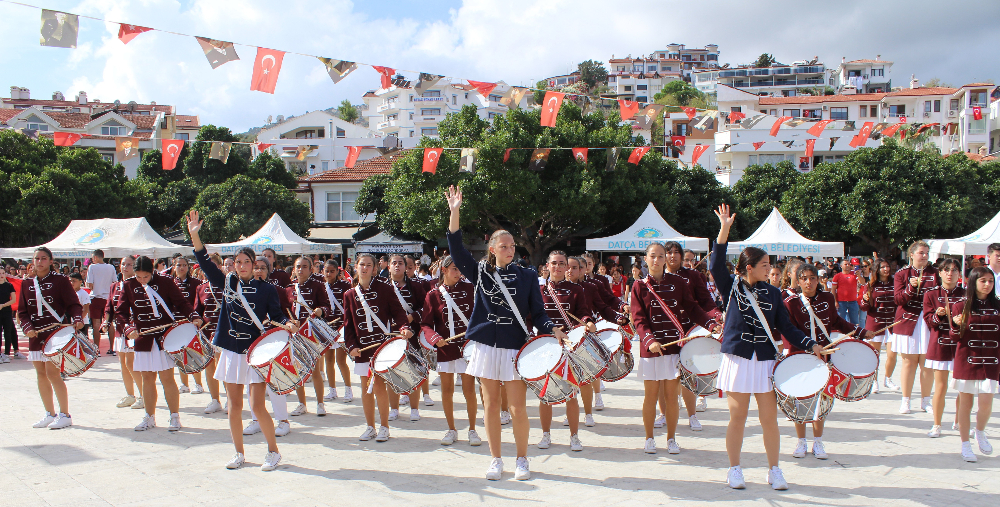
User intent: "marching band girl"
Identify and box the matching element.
[322,260,354,403]
[170,256,204,395]
[711,205,823,490]
[572,256,625,423]
[923,258,964,438]
[893,241,939,414]
[188,211,294,471]
[446,185,563,481]
[193,253,225,415]
[860,259,899,393]
[104,256,143,410]
[383,253,429,421]
[243,257,292,438]
[18,247,83,430]
[419,255,481,446]
[287,256,332,417]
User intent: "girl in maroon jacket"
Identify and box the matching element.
[630,243,720,455]
[923,259,965,438]
[193,253,225,415]
[286,256,332,417]
[171,255,204,395]
[344,253,413,443]
[322,260,354,403]
[573,256,624,419]
[18,247,84,430]
[892,241,940,415]
[949,267,998,462]
[859,258,898,394]
[384,253,429,421]
[420,255,479,447]
[783,263,869,461]
[104,256,142,410]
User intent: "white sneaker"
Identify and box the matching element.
[811,439,828,459]
[343,388,354,403]
[388,408,399,421]
[168,413,181,432]
[727,466,746,489]
[514,457,530,480]
[410,409,421,421]
[594,394,605,411]
[178,385,190,394]
[317,402,326,417]
[243,420,261,435]
[192,384,204,395]
[375,425,390,442]
[324,388,337,401]
[654,413,666,428]
[32,413,56,428]
[976,430,993,455]
[792,438,808,458]
[962,441,978,462]
[884,377,899,390]
[585,414,596,427]
[919,397,931,413]
[441,429,458,445]
[486,457,503,480]
[562,416,569,426]
[500,411,512,425]
[953,421,959,431]
[899,398,912,414]
[537,432,551,449]
[872,380,880,394]
[767,466,788,490]
[275,420,290,437]
[928,425,942,438]
[400,396,409,407]
[135,414,155,431]
[423,393,434,406]
[226,452,245,470]
[204,399,223,414]
[644,437,656,454]
[432,376,441,386]
[696,397,707,412]
[689,415,703,431]
[290,403,307,416]
[12,351,24,359]
[468,429,482,446]
[570,433,583,451]
[116,395,137,408]
[131,397,145,409]
[667,438,680,454]
[48,413,72,430]
[359,425,377,441]
[0,354,8,363]
[261,451,281,471]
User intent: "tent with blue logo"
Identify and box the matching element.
[726,207,844,257]
[927,209,1000,261]
[206,213,339,255]
[585,203,709,252]
[0,217,189,259]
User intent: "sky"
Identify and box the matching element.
[2,0,997,132]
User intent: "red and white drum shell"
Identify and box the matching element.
[678,335,722,396]
[297,319,332,358]
[515,335,577,405]
[826,339,880,402]
[371,337,429,394]
[43,327,98,378]
[564,325,611,384]
[417,329,438,371]
[772,352,835,424]
[162,322,216,374]
[593,321,633,382]
[247,328,318,395]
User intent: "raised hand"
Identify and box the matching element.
[446,185,462,211]
[715,204,736,228]
[186,209,203,235]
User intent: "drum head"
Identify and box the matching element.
[830,340,878,376]
[163,323,199,352]
[248,329,291,366]
[594,321,618,333]
[43,327,76,354]
[462,341,475,363]
[773,354,830,397]
[596,329,623,352]
[373,338,407,372]
[687,325,712,339]
[679,337,722,374]
[516,336,562,380]
[565,326,588,348]
[418,330,436,350]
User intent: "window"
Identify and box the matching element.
[27,123,49,131]
[321,161,329,171]
[748,155,757,165]
[782,109,801,118]
[970,119,987,135]
[859,105,867,117]
[624,85,632,92]
[101,154,114,163]
[101,126,126,136]
[731,106,742,112]
[659,53,665,59]
[636,85,647,91]
[421,127,438,136]
[489,94,502,103]
[647,65,656,72]
[609,76,616,82]
[869,105,878,116]
[295,130,316,139]
[452,95,457,105]
[759,154,787,165]
[409,130,414,137]
[889,104,905,116]
[387,114,398,121]
[420,108,441,116]
[830,107,848,120]
[488,112,498,119]
[422,90,441,97]
[661,66,672,71]
[326,192,360,222]
[635,96,647,102]
[409,113,414,120]
[769,109,777,116]
[970,91,987,107]
[176,133,189,140]
[924,101,932,113]
[336,127,345,138]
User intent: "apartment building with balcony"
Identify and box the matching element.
[651,44,721,77]
[606,57,684,102]
[693,60,830,97]
[830,56,893,94]
[254,110,385,175]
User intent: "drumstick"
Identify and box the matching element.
[661,334,698,348]
[822,329,858,350]
[819,348,840,355]
[327,318,341,325]
[357,333,408,352]
[35,323,71,333]
[567,312,586,325]
[872,319,903,337]
[443,332,467,342]
[140,323,174,335]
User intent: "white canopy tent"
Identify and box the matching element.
[355,231,425,254]
[586,203,709,252]
[927,209,1000,261]
[727,208,844,257]
[0,217,189,259]
[206,213,339,255]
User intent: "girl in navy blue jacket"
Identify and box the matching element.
[710,205,823,491]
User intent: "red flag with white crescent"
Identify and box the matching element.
[345,146,362,168]
[880,122,903,139]
[806,119,836,137]
[467,80,497,98]
[189,337,203,354]
[571,148,588,163]
[118,24,152,44]
[628,146,650,164]
[540,91,565,127]
[503,148,513,163]
[850,121,874,147]
[682,107,697,120]
[276,347,296,375]
[256,142,274,151]
[973,107,983,121]
[250,47,285,94]
[770,116,792,137]
[898,116,907,124]
[161,139,184,170]
[618,100,639,120]
[805,139,816,159]
[422,148,443,173]
[691,145,711,166]
[753,142,765,151]
[372,66,395,89]
[671,135,686,148]
[727,111,746,124]
[53,132,85,146]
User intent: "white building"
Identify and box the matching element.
[606,57,683,102]
[830,57,893,94]
[693,59,830,97]
[254,110,387,175]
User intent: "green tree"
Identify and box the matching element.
[136,148,188,187]
[653,80,703,106]
[753,53,775,68]
[533,79,551,105]
[577,59,608,88]
[189,174,311,243]
[146,178,201,233]
[248,151,298,189]
[729,162,800,240]
[182,125,249,186]
[337,99,359,124]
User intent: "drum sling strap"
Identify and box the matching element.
[732,281,784,358]
[356,285,392,393]
[642,277,688,351]
[32,275,64,322]
[544,281,578,386]
[798,293,831,344]
[141,284,176,349]
[230,274,265,332]
[391,280,414,315]
[439,285,469,339]
[482,264,531,337]
[325,283,346,320]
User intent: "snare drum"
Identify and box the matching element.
[515,335,577,405]
[417,329,439,371]
[162,322,215,374]
[595,327,634,381]
[678,337,722,395]
[309,317,339,352]
[296,320,331,359]
[619,322,636,340]
[827,339,880,401]
[247,328,318,394]
[772,353,835,423]
[372,337,429,394]
[43,327,98,378]
[564,325,611,384]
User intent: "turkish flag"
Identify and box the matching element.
[880,122,903,139]
[849,121,875,147]
[372,66,395,89]
[161,139,184,170]
[618,100,639,120]
[345,146,362,168]
[53,132,85,146]
[628,146,651,164]
[571,148,588,163]
[691,145,710,166]
[805,139,816,159]
[276,347,296,375]
[753,142,765,151]
[806,119,836,137]
[898,116,907,124]
[503,148,513,163]
[540,91,565,127]
[727,111,746,124]
[256,142,274,151]
[467,80,497,98]
[118,24,152,44]
[682,107,697,120]
[973,107,983,121]
[770,116,792,137]
[670,135,686,148]
[250,47,285,94]
[190,338,203,354]
[422,148,443,173]
[917,122,939,134]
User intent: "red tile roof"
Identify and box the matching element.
[0,98,172,113]
[301,151,409,182]
[175,115,200,128]
[845,59,891,64]
[0,109,18,125]
[945,152,997,163]
[3,110,161,130]
[759,93,886,105]
[960,83,995,88]
[885,87,957,97]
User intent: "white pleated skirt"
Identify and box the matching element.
[214,348,262,385]
[133,342,175,372]
[718,352,775,394]
[465,341,518,382]
[952,378,999,395]
[925,359,953,371]
[637,354,680,381]
[870,328,892,343]
[437,358,468,374]
[28,351,47,362]
[113,334,133,353]
[892,313,930,355]
[354,361,371,377]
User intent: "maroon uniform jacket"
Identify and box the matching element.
[672,267,723,321]
[950,297,1000,381]
[585,274,623,310]
[540,279,594,331]
[115,273,199,352]
[381,276,427,323]
[173,275,202,308]
[104,277,133,337]
[342,278,412,363]
[285,278,332,322]
[783,290,861,350]
[420,280,475,363]
[859,280,896,331]
[194,281,224,338]
[630,273,717,358]
[923,286,966,362]
[579,279,623,323]
[17,272,83,351]
[894,265,940,336]
[323,279,353,323]
[267,269,291,289]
